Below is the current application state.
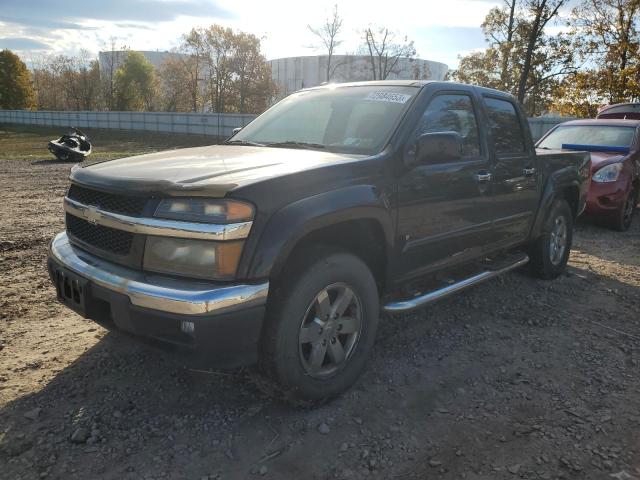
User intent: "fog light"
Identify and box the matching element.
[181,321,195,334]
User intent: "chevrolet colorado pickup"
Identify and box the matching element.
[48,81,590,401]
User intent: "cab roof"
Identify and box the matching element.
[304,80,516,99]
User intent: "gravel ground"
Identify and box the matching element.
[1,149,639,480]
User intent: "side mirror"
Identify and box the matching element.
[230,127,242,139]
[415,132,463,165]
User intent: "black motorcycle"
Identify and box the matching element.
[48,127,92,162]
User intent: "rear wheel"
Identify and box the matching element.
[611,188,636,231]
[261,249,379,403]
[528,199,573,279]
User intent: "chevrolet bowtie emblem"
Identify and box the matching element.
[84,206,101,225]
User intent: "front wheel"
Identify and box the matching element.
[528,199,573,279]
[261,249,379,403]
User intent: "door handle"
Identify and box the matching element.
[475,172,492,183]
[523,167,536,176]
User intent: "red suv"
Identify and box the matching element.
[537,119,639,230]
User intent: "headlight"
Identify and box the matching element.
[155,198,254,223]
[592,163,623,183]
[143,237,244,280]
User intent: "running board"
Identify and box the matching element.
[383,254,530,313]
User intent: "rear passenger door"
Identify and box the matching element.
[482,96,539,248]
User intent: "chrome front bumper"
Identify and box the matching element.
[48,232,269,316]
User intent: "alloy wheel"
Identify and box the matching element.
[298,283,363,378]
[549,215,567,266]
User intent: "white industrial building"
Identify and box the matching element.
[268,55,448,99]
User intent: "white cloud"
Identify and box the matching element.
[1,0,502,68]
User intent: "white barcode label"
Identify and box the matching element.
[365,91,412,103]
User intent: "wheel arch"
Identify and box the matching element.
[246,186,394,292]
[529,170,582,241]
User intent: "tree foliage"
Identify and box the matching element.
[449,0,572,115]
[32,51,101,110]
[0,49,36,110]
[114,51,158,111]
[550,0,640,115]
[159,25,276,113]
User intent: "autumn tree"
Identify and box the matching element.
[308,4,344,81]
[515,0,567,103]
[181,28,207,112]
[158,25,276,113]
[0,49,36,110]
[361,27,416,80]
[101,38,128,110]
[114,51,158,111]
[558,0,640,110]
[450,0,573,115]
[159,55,194,112]
[232,32,277,113]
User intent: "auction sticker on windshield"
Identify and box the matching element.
[365,91,412,103]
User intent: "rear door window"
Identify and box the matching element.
[484,97,526,154]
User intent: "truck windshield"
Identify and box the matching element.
[538,125,636,150]
[229,85,419,155]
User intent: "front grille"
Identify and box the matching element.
[67,184,147,216]
[66,213,134,255]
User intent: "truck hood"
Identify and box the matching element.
[71,144,364,197]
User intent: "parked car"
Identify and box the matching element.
[47,81,590,402]
[597,103,640,120]
[536,119,639,230]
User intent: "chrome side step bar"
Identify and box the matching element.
[383,254,530,313]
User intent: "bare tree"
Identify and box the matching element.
[308,4,344,81]
[362,27,416,80]
[101,37,128,110]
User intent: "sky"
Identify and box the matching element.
[0,0,506,70]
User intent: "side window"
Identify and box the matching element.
[483,97,526,154]
[416,94,481,158]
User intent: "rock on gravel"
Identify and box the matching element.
[318,422,330,434]
[23,407,41,420]
[70,427,89,444]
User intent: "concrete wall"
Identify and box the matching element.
[0,110,255,138]
[269,55,449,100]
[0,109,574,141]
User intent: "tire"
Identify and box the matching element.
[611,188,636,231]
[261,248,380,403]
[528,199,573,280]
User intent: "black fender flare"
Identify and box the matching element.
[529,167,583,240]
[246,185,394,281]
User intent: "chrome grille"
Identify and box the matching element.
[67,184,147,216]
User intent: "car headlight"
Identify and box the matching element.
[592,163,623,183]
[143,237,244,280]
[155,198,254,224]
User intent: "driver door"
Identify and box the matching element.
[395,90,496,281]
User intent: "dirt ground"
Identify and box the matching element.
[1,127,639,480]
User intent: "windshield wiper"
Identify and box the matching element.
[225,139,266,147]
[265,141,326,150]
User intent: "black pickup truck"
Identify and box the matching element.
[48,81,590,401]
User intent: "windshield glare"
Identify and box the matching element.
[538,125,636,150]
[231,86,418,155]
